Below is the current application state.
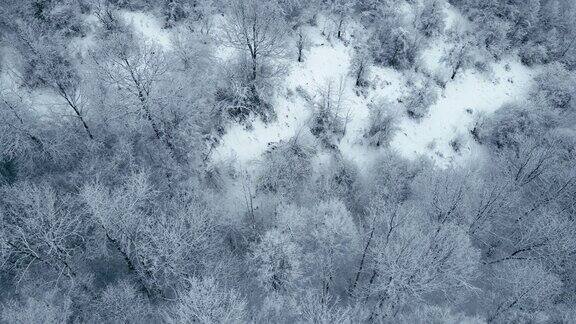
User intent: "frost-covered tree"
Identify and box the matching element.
[295,27,310,63]
[277,0,317,27]
[413,0,447,38]
[441,24,476,80]
[401,78,439,119]
[350,43,373,87]
[171,23,214,71]
[505,0,540,45]
[1,288,73,324]
[250,228,302,293]
[94,281,151,322]
[10,24,94,139]
[312,154,361,203]
[0,182,87,282]
[256,139,314,201]
[168,277,247,323]
[327,0,354,39]
[277,200,361,295]
[220,0,288,122]
[82,172,220,297]
[486,262,562,323]
[90,33,181,153]
[357,201,480,320]
[355,0,401,25]
[398,305,484,323]
[370,26,421,70]
[364,152,429,205]
[530,63,576,112]
[93,1,126,34]
[478,103,556,150]
[297,290,369,322]
[452,0,576,63]
[224,0,287,83]
[93,39,197,156]
[364,100,400,147]
[161,0,188,28]
[1,0,576,322]
[0,94,45,163]
[310,80,347,148]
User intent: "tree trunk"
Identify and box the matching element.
[297,34,304,62]
[137,91,176,153]
[351,221,375,293]
[356,64,364,87]
[252,56,257,81]
[57,84,94,139]
[451,62,461,80]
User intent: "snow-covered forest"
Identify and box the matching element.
[1,0,576,322]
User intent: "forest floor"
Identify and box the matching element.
[206,9,536,173]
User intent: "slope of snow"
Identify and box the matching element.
[211,21,348,166]
[211,94,311,166]
[0,8,536,172]
[211,15,410,173]
[389,3,536,166]
[392,59,535,166]
[71,10,534,172]
[210,13,535,172]
[121,11,172,49]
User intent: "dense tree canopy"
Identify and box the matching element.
[1,0,575,322]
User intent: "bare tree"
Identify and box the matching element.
[296,27,310,63]
[0,182,87,283]
[82,173,220,298]
[167,277,247,323]
[224,0,287,82]
[350,43,373,87]
[90,34,174,152]
[328,0,353,39]
[10,24,94,139]
[441,25,476,81]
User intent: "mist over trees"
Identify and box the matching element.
[1,0,576,323]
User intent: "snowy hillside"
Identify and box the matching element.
[2,0,575,322]
[1,5,537,171]
[182,9,535,171]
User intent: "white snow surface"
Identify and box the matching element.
[211,14,535,171]
[121,11,173,49]
[393,58,534,166]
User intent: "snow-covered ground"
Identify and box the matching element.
[211,20,356,167]
[121,11,173,49]
[393,57,535,166]
[206,14,535,171]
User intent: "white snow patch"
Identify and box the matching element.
[211,12,536,172]
[391,58,535,166]
[444,4,468,30]
[121,11,172,49]
[211,93,311,166]
[211,19,356,167]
